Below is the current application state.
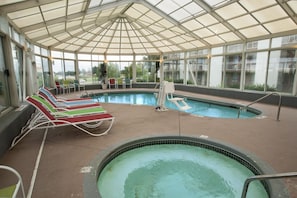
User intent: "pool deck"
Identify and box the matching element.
[0,88,297,197]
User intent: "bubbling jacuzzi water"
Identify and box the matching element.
[97,138,268,198]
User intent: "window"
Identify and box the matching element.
[35,56,44,88]
[224,54,242,89]
[78,61,93,84]
[244,52,268,91]
[267,50,296,93]
[209,56,223,87]
[0,37,10,113]
[52,59,64,81]
[188,58,208,86]
[11,42,23,101]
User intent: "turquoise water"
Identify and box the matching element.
[93,92,258,118]
[98,144,268,198]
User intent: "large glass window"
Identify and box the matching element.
[78,61,93,84]
[267,50,296,93]
[209,56,223,87]
[224,54,242,89]
[64,60,75,80]
[35,56,44,88]
[188,58,208,86]
[42,57,50,87]
[52,58,64,81]
[0,37,10,112]
[244,52,268,91]
[11,42,23,101]
[135,61,157,82]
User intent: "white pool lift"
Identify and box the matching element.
[155,81,191,111]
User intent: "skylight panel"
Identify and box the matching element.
[160,29,176,38]
[139,15,155,24]
[191,40,204,48]
[132,3,150,14]
[156,0,179,14]
[264,18,297,33]
[37,38,58,46]
[239,0,276,12]
[194,28,214,38]
[54,32,70,40]
[56,42,71,49]
[40,0,66,12]
[208,23,229,34]
[179,42,196,49]
[170,9,191,21]
[7,7,40,19]
[68,28,83,36]
[196,14,218,26]
[43,8,66,21]
[86,41,97,48]
[228,15,258,29]
[149,24,165,32]
[66,45,81,51]
[252,5,287,23]
[215,3,247,20]
[88,0,100,9]
[182,20,203,31]
[67,20,81,29]
[26,27,48,39]
[133,48,146,53]
[0,0,26,6]
[219,32,240,42]
[158,19,174,28]
[239,25,269,38]
[13,14,43,28]
[204,0,230,7]
[170,36,186,44]
[159,46,172,52]
[171,27,185,34]
[288,1,297,14]
[204,35,224,45]
[184,2,204,15]
[125,7,143,19]
[67,2,84,15]
[146,10,163,21]
[98,9,113,17]
[80,46,94,53]
[168,45,182,51]
[101,0,117,6]
[143,43,154,48]
[145,0,162,6]
[146,48,159,53]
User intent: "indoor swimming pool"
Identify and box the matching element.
[92,92,260,118]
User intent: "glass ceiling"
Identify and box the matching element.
[1,0,297,55]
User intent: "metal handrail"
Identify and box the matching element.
[241,172,297,198]
[237,92,282,121]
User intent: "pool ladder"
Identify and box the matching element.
[241,172,297,198]
[237,92,282,121]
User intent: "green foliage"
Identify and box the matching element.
[245,84,277,91]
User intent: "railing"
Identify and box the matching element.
[241,172,297,198]
[237,92,282,121]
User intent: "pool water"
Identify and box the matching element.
[93,92,258,118]
[98,144,268,198]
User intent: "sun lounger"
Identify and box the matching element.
[0,165,25,198]
[39,87,99,108]
[10,96,115,149]
[31,95,106,117]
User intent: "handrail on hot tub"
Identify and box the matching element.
[241,171,297,198]
[237,92,282,121]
